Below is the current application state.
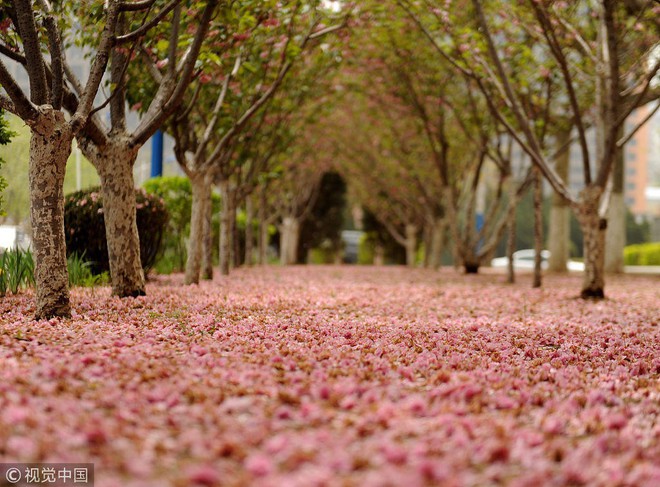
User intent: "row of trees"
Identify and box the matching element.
[316,0,658,298]
[0,0,346,318]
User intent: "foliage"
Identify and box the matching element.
[64,187,168,275]
[0,110,13,216]
[67,252,108,288]
[143,176,221,274]
[0,247,34,296]
[624,242,660,266]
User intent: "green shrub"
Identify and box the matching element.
[624,242,660,266]
[64,187,168,275]
[0,247,34,295]
[143,176,221,274]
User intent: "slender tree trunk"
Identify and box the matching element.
[576,188,606,299]
[185,175,210,284]
[427,218,445,270]
[404,223,418,268]
[245,196,254,266]
[230,198,238,269]
[29,109,73,319]
[201,186,214,280]
[506,210,516,284]
[548,130,571,273]
[374,244,385,266]
[280,216,300,265]
[258,187,268,265]
[219,180,231,276]
[605,128,625,273]
[533,168,543,288]
[94,139,145,297]
[423,224,432,268]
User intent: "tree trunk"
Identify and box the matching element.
[605,132,625,273]
[533,168,543,288]
[506,200,516,284]
[423,224,432,268]
[548,129,571,273]
[219,180,231,276]
[230,199,238,269]
[576,188,606,299]
[427,218,445,270]
[404,223,417,268]
[280,216,300,265]
[374,244,385,266]
[258,187,268,265]
[94,139,145,297]
[185,175,210,284]
[201,186,214,280]
[29,108,73,319]
[245,196,254,266]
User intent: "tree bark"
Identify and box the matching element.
[245,196,254,266]
[93,139,145,297]
[185,175,211,284]
[29,108,72,319]
[374,244,385,266]
[548,130,571,272]
[201,186,214,280]
[506,187,516,284]
[605,130,625,273]
[576,188,606,299]
[280,216,301,265]
[404,223,418,267]
[427,218,445,270]
[219,180,231,276]
[533,168,543,288]
[258,186,268,265]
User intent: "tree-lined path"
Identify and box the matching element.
[1,266,658,486]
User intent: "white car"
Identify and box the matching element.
[491,249,584,271]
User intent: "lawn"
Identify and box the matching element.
[1,266,658,486]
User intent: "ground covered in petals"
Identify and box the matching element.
[1,266,659,486]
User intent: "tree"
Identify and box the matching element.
[69,0,217,296]
[399,0,660,298]
[0,0,154,318]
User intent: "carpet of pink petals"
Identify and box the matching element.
[1,266,659,486]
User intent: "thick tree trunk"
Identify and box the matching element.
[94,140,145,297]
[427,218,445,270]
[463,258,480,274]
[280,216,300,265]
[201,187,214,280]
[245,196,254,266]
[605,135,625,273]
[219,180,231,276]
[185,176,211,284]
[29,108,73,319]
[548,129,571,273]
[404,223,417,268]
[576,188,606,299]
[533,169,543,288]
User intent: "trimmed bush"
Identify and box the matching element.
[624,242,660,266]
[64,187,168,275]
